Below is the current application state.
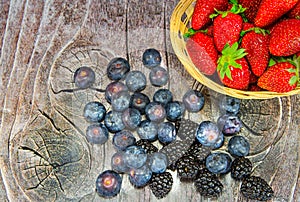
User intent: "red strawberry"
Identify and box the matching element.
[249,84,264,91]
[191,0,228,30]
[211,5,245,52]
[217,43,250,90]
[239,0,263,22]
[287,0,300,19]
[254,0,299,27]
[242,22,255,31]
[257,57,299,92]
[186,32,218,75]
[269,19,300,56]
[241,26,270,76]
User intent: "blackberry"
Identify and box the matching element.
[176,155,199,180]
[149,172,173,199]
[135,139,158,154]
[187,141,211,162]
[240,176,274,201]
[231,157,252,180]
[159,140,190,170]
[194,168,223,198]
[175,118,199,144]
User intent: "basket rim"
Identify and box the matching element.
[169,0,300,99]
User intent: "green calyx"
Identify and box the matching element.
[210,2,246,19]
[286,55,300,86]
[183,28,208,38]
[240,27,270,38]
[217,42,247,80]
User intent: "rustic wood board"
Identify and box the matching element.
[0,0,299,201]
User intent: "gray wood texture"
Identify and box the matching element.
[0,0,299,201]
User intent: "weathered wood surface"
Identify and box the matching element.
[0,0,299,201]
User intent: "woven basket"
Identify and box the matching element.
[170,0,300,99]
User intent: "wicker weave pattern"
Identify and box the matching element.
[170,0,300,99]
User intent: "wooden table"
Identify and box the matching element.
[0,1,299,201]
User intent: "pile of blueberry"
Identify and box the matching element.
[73,48,273,201]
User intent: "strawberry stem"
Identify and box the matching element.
[183,28,208,38]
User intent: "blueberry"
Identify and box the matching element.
[107,57,130,81]
[74,66,96,89]
[145,102,166,123]
[149,66,169,87]
[125,70,147,92]
[153,88,173,106]
[124,145,148,169]
[86,123,109,144]
[104,111,125,133]
[129,92,150,115]
[83,101,106,123]
[228,135,250,157]
[111,151,130,173]
[112,130,136,151]
[142,48,162,68]
[195,121,224,149]
[137,120,158,141]
[111,91,131,112]
[148,152,168,173]
[205,152,232,174]
[121,108,142,130]
[105,81,128,103]
[182,90,205,113]
[157,122,177,145]
[128,165,152,188]
[219,95,241,115]
[165,101,185,122]
[96,170,122,198]
[217,114,242,135]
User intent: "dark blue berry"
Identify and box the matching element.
[104,111,125,133]
[149,66,169,87]
[195,121,224,149]
[148,152,168,173]
[165,101,185,122]
[121,108,142,130]
[105,81,128,103]
[111,91,131,112]
[142,48,162,68]
[86,123,109,144]
[124,145,148,169]
[228,136,250,157]
[182,90,205,113]
[125,70,147,92]
[137,120,158,141]
[107,57,130,81]
[145,102,166,123]
[129,92,150,115]
[157,122,177,145]
[153,89,173,106]
[96,170,122,198]
[112,130,136,151]
[128,165,152,188]
[74,66,95,89]
[205,152,232,174]
[217,114,242,135]
[83,101,106,123]
[219,96,241,115]
[111,151,130,173]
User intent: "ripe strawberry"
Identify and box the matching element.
[254,0,299,27]
[241,26,270,76]
[249,84,263,91]
[211,4,245,52]
[239,0,263,22]
[186,32,218,75]
[257,56,300,92]
[269,19,300,56]
[287,1,300,19]
[217,42,250,90]
[191,0,228,30]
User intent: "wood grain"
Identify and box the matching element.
[0,1,299,201]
